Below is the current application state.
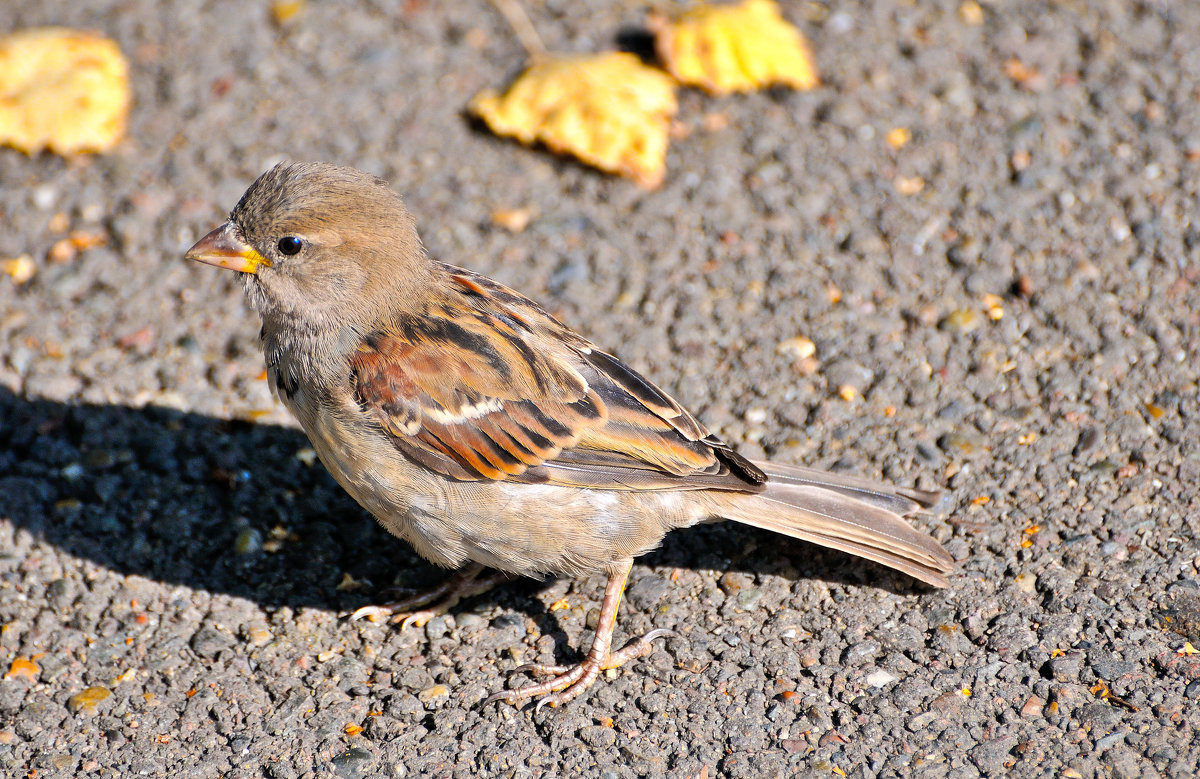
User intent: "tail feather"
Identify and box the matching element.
[754,460,939,515]
[715,467,954,587]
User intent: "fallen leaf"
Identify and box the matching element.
[653,0,819,95]
[469,52,677,188]
[0,27,131,154]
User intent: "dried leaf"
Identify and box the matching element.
[0,28,131,154]
[653,0,819,95]
[469,52,677,188]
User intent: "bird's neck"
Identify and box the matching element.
[260,312,363,394]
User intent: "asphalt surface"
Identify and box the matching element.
[2,1,1199,777]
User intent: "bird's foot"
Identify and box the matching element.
[349,564,507,629]
[486,628,675,709]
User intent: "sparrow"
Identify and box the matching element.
[186,161,954,708]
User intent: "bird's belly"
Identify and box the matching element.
[406,484,697,578]
[284,389,700,576]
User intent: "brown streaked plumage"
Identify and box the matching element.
[186,161,955,709]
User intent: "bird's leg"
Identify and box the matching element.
[486,558,675,709]
[350,562,508,629]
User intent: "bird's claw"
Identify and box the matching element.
[485,628,677,709]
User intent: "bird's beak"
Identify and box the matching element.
[185,221,271,274]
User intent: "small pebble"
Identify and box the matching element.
[939,308,983,334]
[865,669,897,688]
[233,528,263,555]
[67,686,112,716]
[417,684,449,704]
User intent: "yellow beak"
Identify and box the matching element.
[185,221,271,274]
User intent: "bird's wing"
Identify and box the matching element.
[349,265,764,492]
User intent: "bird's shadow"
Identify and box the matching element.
[0,387,929,626]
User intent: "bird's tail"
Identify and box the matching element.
[713,460,954,587]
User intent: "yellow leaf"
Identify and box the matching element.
[0,28,131,155]
[653,0,819,95]
[469,52,677,188]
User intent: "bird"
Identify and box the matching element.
[185,161,954,708]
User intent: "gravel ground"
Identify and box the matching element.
[2,1,1199,777]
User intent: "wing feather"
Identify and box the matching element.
[349,265,764,492]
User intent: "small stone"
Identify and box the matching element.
[627,574,672,611]
[330,746,375,779]
[939,308,983,334]
[2,255,36,285]
[938,430,985,455]
[865,669,897,688]
[60,462,85,482]
[719,572,751,595]
[841,640,880,666]
[417,684,449,704]
[245,626,273,647]
[736,588,763,610]
[969,736,1018,774]
[190,625,235,659]
[776,336,816,361]
[67,686,112,716]
[1047,653,1082,683]
[84,449,117,469]
[1020,696,1044,717]
[578,724,617,748]
[233,528,263,555]
[907,711,937,731]
[1073,427,1100,457]
[423,615,452,641]
[1077,701,1121,729]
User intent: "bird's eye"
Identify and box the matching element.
[277,236,303,256]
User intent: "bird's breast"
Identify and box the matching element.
[280,383,705,577]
